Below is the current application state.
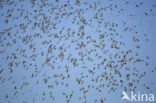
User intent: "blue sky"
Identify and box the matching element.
[0,0,156,103]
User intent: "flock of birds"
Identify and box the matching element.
[0,0,156,103]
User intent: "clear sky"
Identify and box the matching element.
[0,0,156,103]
